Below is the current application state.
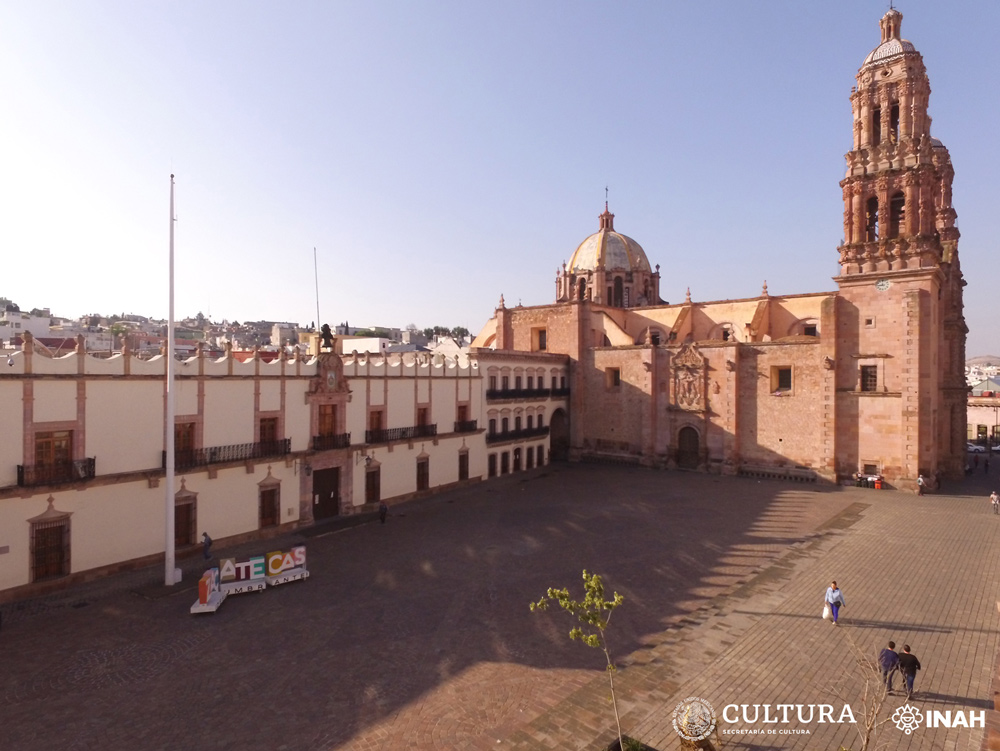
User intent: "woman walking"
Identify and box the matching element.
[825,580,845,626]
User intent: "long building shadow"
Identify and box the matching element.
[0,462,979,751]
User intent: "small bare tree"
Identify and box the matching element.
[531,570,626,750]
[829,629,896,751]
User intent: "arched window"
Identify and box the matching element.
[888,192,905,239]
[889,104,900,143]
[613,277,624,307]
[865,197,879,241]
[872,107,882,146]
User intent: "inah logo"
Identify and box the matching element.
[892,704,923,735]
[672,696,717,742]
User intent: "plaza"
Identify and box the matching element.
[3,464,998,750]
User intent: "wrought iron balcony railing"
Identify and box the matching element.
[454,420,478,433]
[312,432,352,451]
[551,387,571,397]
[365,424,437,444]
[486,388,552,401]
[162,438,291,470]
[18,458,96,487]
[486,426,550,444]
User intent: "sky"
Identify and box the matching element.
[1,1,998,355]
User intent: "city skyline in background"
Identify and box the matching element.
[2,1,998,354]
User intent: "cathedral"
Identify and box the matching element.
[472,8,967,488]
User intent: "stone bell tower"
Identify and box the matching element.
[835,8,967,482]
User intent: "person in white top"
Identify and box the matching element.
[824,581,845,625]
[990,491,999,515]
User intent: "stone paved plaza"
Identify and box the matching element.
[2,464,999,750]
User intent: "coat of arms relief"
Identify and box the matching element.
[672,343,706,412]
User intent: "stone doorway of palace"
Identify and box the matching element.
[313,467,342,520]
[677,426,700,469]
[549,408,569,461]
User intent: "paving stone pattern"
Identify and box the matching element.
[1,465,997,751]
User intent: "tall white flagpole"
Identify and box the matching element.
[313,246,321,332]
[165,174,177,586]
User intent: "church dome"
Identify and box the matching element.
[566,206,652,274]
[861,9,917,68]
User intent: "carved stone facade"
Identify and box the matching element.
[472,9,966,487]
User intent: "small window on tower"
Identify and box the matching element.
[872,107,882,146]
[860,365,878,392]
[865,197,879,241]
[890,104,900,143]
[803,325,818,337]
[889,192,905,239]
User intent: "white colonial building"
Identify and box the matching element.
[0,333,567,600]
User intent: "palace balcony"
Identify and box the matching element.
[162,439,291,470]
[17,458,97,487]
[312,433,352,451]
[454,420,479,433]
[486,426,550,445]
[365,424,437,444]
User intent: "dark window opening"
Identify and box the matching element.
[606,368,621,388]
[860,365,878,392]
[458,452,469,481]
[365,467,381,502]
[514,416,522,431]
[803,325,818,337]
[538,329,547,350]
[865,196,879,241]
[721,328,730,341]
[488,418,496,435]
[773,367,792,393]
[872,107,882,146]
[259,487,279,528]
[259,417,278,444]
[578,279,587,300]
[501,376,509,390]
[527,415,534,429]
[863,463,879,476]
[526,376,534,390]
[514,376,522,390]
[889,192,905,239]
[501,452,510,474]
[650,330,661,345]
[489,376,497,391]
[488,454,497,478]
[501,417,509,433]
[613,277,624,307]
[416,458,429,491]
[513,448,521,472]
[889,103,900,143]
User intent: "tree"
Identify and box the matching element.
[451,326,470,339]
[829,630,895,751]
[531,570,627,750]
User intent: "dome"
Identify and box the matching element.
[862,37,916,67]
[566,206,651,274]
[862,9,917,68]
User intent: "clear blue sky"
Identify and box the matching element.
[2,1,997,354]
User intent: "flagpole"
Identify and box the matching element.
[165,174,177,586]
[313,246,321,331]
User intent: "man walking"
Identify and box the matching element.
[898,645,922,699]
[878,641,899,693]
[991,491,999,515]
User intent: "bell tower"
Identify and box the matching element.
[839,7,960,275]
[835,9,967,481]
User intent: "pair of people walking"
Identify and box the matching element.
[879,641,922,699]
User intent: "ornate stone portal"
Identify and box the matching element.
[672,344,706,413]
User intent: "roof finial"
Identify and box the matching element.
[605,185,609,211]
[762,280,769,297]
[685,287,692,304]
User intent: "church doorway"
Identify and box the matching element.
[677,426,700,469]
[549,408,569,462]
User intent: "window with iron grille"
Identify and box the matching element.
[365,467,381,503]
[416,458,429,491]
[860,365,878,392]
[31,519,70,582]
[259,487,280,528]
[174,499,196,548]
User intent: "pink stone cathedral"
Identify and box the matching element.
[472,9,967,488]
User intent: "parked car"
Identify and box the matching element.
[967,442,986,453]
